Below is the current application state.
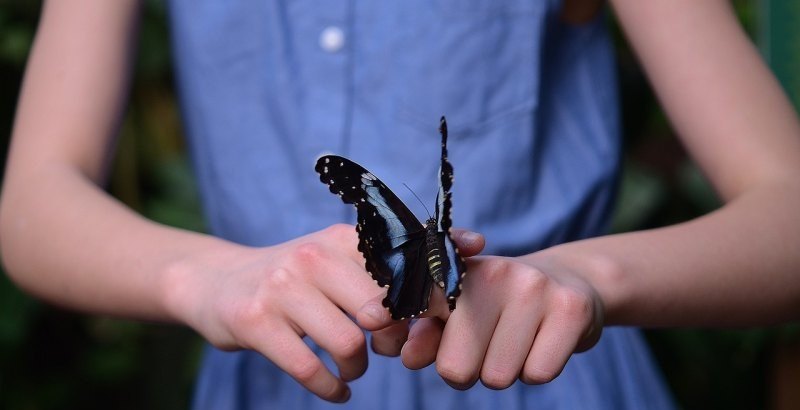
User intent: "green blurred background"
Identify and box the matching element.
[0,1,798,409]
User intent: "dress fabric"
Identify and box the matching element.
[166,1,675,408]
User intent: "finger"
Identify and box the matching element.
[435,290,501,390]
[450,228,485,257]
[520,306,586,385]
[311,257,386,317]
[418,285,452,321]
[248,321,351,403]
[285,286,368,382]
[359,282,450,331]
[356,293,395,330]
[401,317,444,370]
[286,225,381,317]
[480,306,542,390]
[320,223,363,262]
[369,321,409,356]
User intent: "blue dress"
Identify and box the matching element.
[167,1,675,408]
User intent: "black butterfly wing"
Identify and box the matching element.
[382,241,434,320]
[435,117,467,310]
[315,155,433,319]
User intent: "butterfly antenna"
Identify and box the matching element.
[403,183,432,219]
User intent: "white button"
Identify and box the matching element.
[319,26,345,53]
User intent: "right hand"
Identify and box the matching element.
[164,224,381,403]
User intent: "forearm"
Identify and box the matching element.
[536,180,800,327]
[0,0,243,322]
[0,161,244,322]
[565,0,800,327]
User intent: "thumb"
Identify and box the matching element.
[450,228,485,257]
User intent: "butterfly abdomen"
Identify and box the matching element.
[424,218,449,290]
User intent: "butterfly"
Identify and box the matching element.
[315,117,467,320]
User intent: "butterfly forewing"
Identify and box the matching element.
[315,155,430,317]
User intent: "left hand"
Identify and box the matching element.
[354,228,484,356]
[358,253,605,390]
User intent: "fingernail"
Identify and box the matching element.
[461,231,480,245]
[364,303,386,322]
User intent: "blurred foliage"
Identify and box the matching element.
[0,1,203,409]
[759,2,800,109]
[0,0,798,409]
[611,1,800,409]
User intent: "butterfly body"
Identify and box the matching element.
[424,218,448,289]
[315,117,466,320]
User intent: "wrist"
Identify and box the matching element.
[528,240,631,326]
[158,235,253,328]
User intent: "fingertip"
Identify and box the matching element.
[370,323,409,357]
[401,337,434,370]
[356,301,393,330]
[332,385,351,403]
[319,376,351,403]
[452,229,485,256]
[401,317,442,370]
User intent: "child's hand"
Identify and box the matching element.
[361,250,604,390]
[167,224,382,403]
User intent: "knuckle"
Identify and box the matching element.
[264,267,294,293]
[436,360,478,389]
[515,269,548,299]
[291,358,325,384]
[554,287,593,319]
[480,367,516,390]
[333,328,366,359]
[228,298,270,335]
[227,269,293,334]
[327,223,354,239]
[291,242,326,267]
[521,365,559,385]
[481,258,512,285]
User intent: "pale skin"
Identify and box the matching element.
[2,0,800,404]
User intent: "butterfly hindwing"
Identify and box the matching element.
[384,242,434,319]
